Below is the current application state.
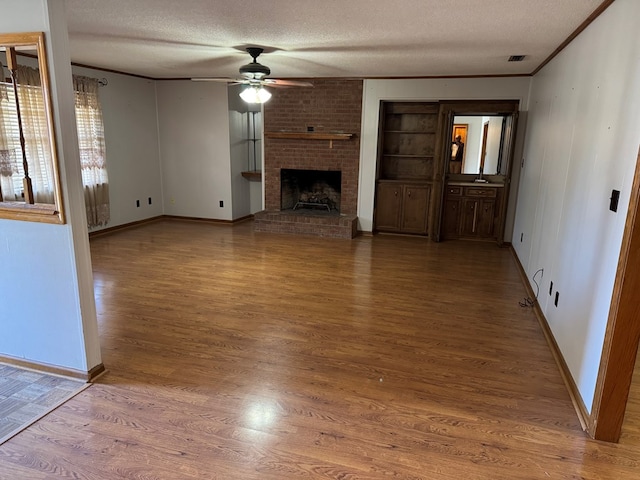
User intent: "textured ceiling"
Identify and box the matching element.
[64,0,607,80]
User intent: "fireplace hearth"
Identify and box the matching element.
[254,166,357,238]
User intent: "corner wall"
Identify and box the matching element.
[228,84,262,218]
[156,81,233,220]
[512,0,640,411]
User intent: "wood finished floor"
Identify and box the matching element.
[1,220,639,479]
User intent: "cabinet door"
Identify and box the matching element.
[442,197,461,239]
[401,185,430,234]
[375,183,402,231]
[460,199,479,237]
[476,199,496,237]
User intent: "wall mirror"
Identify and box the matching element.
[449,115,510,177]
[0,32,64,224]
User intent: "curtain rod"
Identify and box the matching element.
[1,64,108,87]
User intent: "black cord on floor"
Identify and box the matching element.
[520,268,543,308]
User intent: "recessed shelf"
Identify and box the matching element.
[241,170,262,180]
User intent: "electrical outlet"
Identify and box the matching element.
[554,291,559,307]
[219,200,224,208]
[549,281,553,295]
[136,199,140,208]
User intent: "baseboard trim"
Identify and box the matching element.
[89,216,164,238]
[162,214,253,225]
[89,214,256,239]
[0,354,105,382]
[509,246,590,432]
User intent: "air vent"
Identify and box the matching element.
[508,55,526,62]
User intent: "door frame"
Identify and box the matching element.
[589,147,640,442]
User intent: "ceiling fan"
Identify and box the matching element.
[192,47,312,103]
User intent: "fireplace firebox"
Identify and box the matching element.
[281,169,341,213]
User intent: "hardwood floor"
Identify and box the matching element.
[1,220,639,479]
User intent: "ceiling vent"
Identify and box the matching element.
[508,55,526,62]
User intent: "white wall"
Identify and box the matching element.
[359,77,531,235]
[71,67,163,231]
[512,0,640,411]
[156,81,233,220]
[0,0,101,372]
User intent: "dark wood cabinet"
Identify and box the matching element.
[442,186,462,238]
[376,182,431,234]
[461,198,495,237]
[401,184,430,234]
[375,182,403,231]
[442,184,501,240]
[374,102,439,235]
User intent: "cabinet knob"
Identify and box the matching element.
[395,190,398,196]
[408,190,411,197]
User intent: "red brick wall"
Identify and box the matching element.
[263,79,363,214]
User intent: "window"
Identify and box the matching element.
[0,32,64,224]
[0,81,54,203]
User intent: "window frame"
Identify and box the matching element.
[0,32,65,224]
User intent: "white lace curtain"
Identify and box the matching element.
[73,75,110,228]
[0,65,55,203]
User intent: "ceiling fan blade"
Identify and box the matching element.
[263,79,313,87]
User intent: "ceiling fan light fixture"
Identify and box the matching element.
[240,86,272,104]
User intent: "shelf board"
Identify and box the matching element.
[378,178,432,184]
[241,170,262,180]
[265,131,354,148]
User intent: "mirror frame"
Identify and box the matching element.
[0,32,65,224]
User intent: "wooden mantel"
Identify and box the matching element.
[264,131,354,148]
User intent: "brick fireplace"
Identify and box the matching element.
[253,79,363,238]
